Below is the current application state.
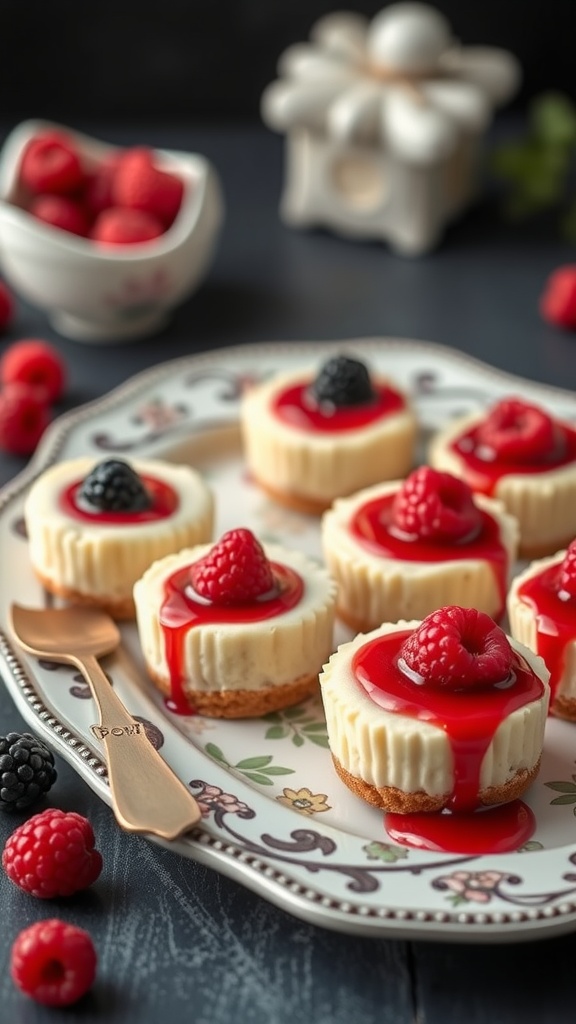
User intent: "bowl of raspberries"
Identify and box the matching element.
[0,120,224,342]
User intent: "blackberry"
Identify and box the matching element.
[310,355,375,408]
[79,459,151,512]
[0,732,57,812]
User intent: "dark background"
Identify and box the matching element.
[1,0,575,124]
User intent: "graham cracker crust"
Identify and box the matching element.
[34,570,135,621]
[147,665,320,719]
[331,754,542,813]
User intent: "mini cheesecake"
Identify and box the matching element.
[133,529,337,718]
[240,355,417,514]
[429,396,576,557]
[321,467,518,632]
[319,606,550,814]
[24,456,214,619]
[508,541,576,722]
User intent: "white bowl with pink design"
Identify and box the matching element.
[0,119,224,342]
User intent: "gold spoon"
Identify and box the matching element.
[9,603,202,840]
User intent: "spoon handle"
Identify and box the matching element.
[75,653,201,839]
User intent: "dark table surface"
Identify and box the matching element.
[1,118,576,1023]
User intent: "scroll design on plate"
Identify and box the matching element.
[189,779,477,894]
[89,368,246,452]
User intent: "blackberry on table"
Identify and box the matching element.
[79,458,151,512]
[310,355,375,408]
[0,732,57,812]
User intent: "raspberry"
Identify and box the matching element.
[2,807,102,898]
[558,540,576,599]
[391,466,481,542]
[112,146,184,226]
[310,355,375,408]
[399,605,513,690]
[0,383,51,455]
[90,206,165,244]
[540,265,576,328]
[475,397,558,463]
[190,528,276,604]
[83,156,120,217]
[0,279,14,332]
[10,919,97,1007]
[19,132,85,195]
[79,458,152,512]
[29,194,90,236]
[0,732,57,812]
[0,339,67,402]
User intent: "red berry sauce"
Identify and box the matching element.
[61,475,178,524]
[450,421,576,496]
[273,380,405,432]
[352,631,544,852]
[160,563,304,714]
[515,562,576,707]
[350,493,509,619]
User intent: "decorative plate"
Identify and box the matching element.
[2,338,576,943]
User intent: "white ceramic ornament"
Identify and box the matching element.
[261,2,520,255]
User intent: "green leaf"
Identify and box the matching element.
[545,781,576,793]
[265,725,289,740]
[301,722,329,733]
[283,705,308,720]
[242,772,275,785]
[262,711,282,723]
[307,735,330,749]
[235,755,273,770]
[259,765,295,775]
[550,794,576,805]
[531,91,576,147]
[292,733,305,747]
[205,742,227,764]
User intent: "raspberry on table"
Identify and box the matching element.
[399,605,513,690]
[474,397,558,463]
[19,131,86,195]
[79,458,152,512]
[112,146,184,227]
[90,206,165,244]
[0,732,57,812]
[0,382,51,455]
[29,194,90,237]
[391,466,482,543]
[2,807,103,898]
[10,918,97,1007]
[0,338,67,403]
[0,279,14,332]
[558,540,576,599]
[190,527,276,604]
[310,355,375,408]
[540,265,576,329]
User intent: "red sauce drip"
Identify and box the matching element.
[61,476,179,524]
[350,494,509,619]
[516,563,576,706]
[385,800,536,854]
[352,631,544,815]
[450,422,576,496]
[160,563,304,715]
[273,380,405,433]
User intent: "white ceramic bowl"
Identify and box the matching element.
[0,120,224,342]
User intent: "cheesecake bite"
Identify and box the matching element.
[320,605,549,815]
[321,466,518,632]
[24,456,214,619]
[508,539,576,721]
[240,354,417,514]
[429,396,576,557]
[133,527,337,718]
